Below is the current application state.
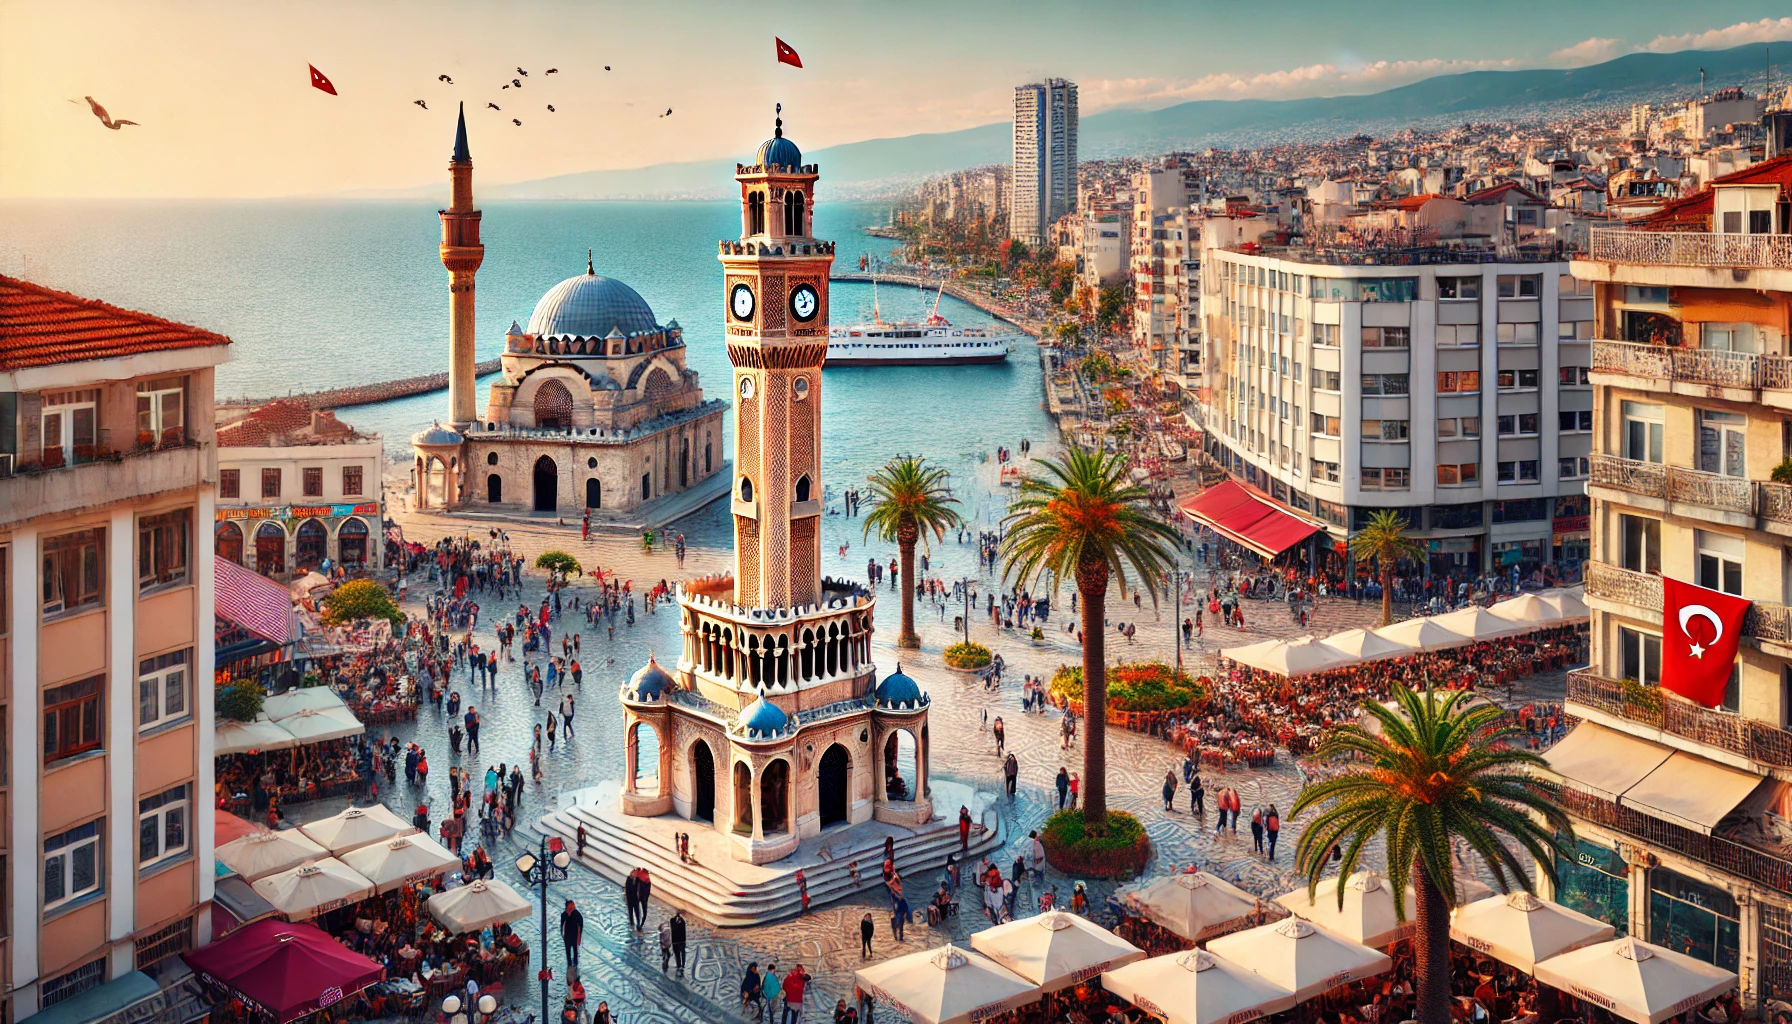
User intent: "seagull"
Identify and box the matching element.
[82,96,139,129]
[512,118,522,126]
[413,99,428,109]
[486,102,501,111]
[502,83,510,89]
[516,67,528,76]
[546,104,555,112]
[439,74,454,84]
[511,78,521,88]
[661,107,672,117]
[545,68,559,74]
[604,65,611,71]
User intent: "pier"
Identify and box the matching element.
[829,269,1045,338]
[219,358,501,413]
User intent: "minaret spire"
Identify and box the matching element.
[441,107,484,426]
[588,248,595,275]
[452,101,471,164]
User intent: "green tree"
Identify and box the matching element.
[320,578,403,628]
[1291,686,1572,1024]
[1349,509,1424,626]
[216,681,265,723]
[534,550,583,576]
[863,456,963,648]
[1096,283,1131,331]
[1000,449,1179,828]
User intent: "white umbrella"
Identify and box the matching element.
[278,706,364,745]
[216,828,329,882]
[340,833,461,894]
[290,571,332,596]
[216,716,297,755]
[300,804,413,855]
[1533,937,1737,1024]
[1126,871,1264,941]
[1449,891,1615,972]
[426,879,533,934]
[1373,617,1474,651]
[1430,606,1532,642]
[1320,628,1416,663]
[1537,587,1589,622]
[1205,917,1393,1001]
[262,688,349,721]
[251,858,376,919]
[969,911,1145,991]
[1253,637,1359,678]
[1103,950,1296,1024]
[1274,870,1414,948]
[1486,594,1563,630]
[855,945,1038,1024]
[1220,638,1286,667]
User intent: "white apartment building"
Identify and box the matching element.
[1011,79,1078,246]
[1130,168,1192,368]
[1078,208,1127,292]
[1199,242,1592,576]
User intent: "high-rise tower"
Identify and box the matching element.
[440,103,484,426]
[1011,78,1078,245]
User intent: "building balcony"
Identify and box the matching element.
[0,442,207,527]
[1560,787,1792,897]
[1588,227,1792,270]
[1589,453,1792,534]
[1590,339,1768,392]
[1566,669,1792,772]
[1583,560,1792,646]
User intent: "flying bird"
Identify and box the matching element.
[502,84,510,89]
[516,67,528,76]
[439,74,453,84]
[487,102,501,111]
[83,96,139,129]
[413,99,428,109]
[511,79,522,88]
[545,68,559,74]
[546,104,555,112]
[512,118,522,126]
[604,66,611,71]
[661,107,672,117]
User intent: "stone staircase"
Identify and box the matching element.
[534,781,1006,927]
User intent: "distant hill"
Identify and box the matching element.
[356,42,1782,202]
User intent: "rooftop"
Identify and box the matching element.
[1222,239,1570,267]
[217,399,373,448]
[1,274,232,372]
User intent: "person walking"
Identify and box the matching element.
[560,899,584,973]
[1162,770,1178,811]
[859,912,875,959]
[891,893,908,941]
[636,869,652,930]
[958,805,971,851]
[781,964,809,1024]
[1002,753,1018,797]
[741,964,765,1024]
[992,716,1005,755]
[1249,805,1265,854]
[1068,772,1080,809]
[560,695,576,739]
[1265,804,1281,861]
[658,918,672,973]
[464,706,481,752]
[623,869,639,931]
[1054,767,1069,809]
[1189,772,1205,820]
[670,909,688,976]
[761,964,782,1024]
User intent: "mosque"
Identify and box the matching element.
[411,105,727,517]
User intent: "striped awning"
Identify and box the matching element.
[215,556,294,644]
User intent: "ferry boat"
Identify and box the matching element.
[826,280,1015,367]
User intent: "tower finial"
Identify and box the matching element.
[774,102,783,138]
[452,101,471,164]
[587,248,594,275]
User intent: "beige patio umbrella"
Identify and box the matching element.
[1372,617,1474,651]
[1103,950,1297,1024]
[1252,637,1359,678]
[216,716,297,756]
[1126,871,1265,941]
[278,705,364,745]
[1274,870,1414,948]
[1220,638,1286,667]
[1320,628,1416,663]
[1532,937,1737,1024]
[251,858,376,919]
[1486,594,1563,630]
[1205,917,1393,1001]
[262,687,350,721]
[854,945,1039,1024]
[425,879,533,934]
[1449,891,1614,972]
[1536,587,1589,623]
[299,803,413,855]
[340,833,461,894]
[969,911,1145,991]
[1430,606,1533,642]
[216,828,329,882]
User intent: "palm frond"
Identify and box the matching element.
[998,447,1179,601]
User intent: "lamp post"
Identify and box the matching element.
[954,577,979,647]
[516,835,571,1024]
[1171,566,1185,676]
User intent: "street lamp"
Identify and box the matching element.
[516,836,572,1024]
[953,577,979,647]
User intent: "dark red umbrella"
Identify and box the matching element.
[184,919,383,1023]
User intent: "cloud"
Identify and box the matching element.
[1550,37,1624,66]
[1643,16,1792,53]
[1082,57,1520,111]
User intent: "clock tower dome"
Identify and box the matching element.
[719,106,835,609]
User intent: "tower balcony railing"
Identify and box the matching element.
[1588,226,1792,269]
[1583,559,1792,643]
[1565,668,1792,770]
[1588,453,1792,525]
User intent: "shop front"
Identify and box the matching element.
[1551,835,1631,937]
[216,503,382,580]
[1647,867,1742,974]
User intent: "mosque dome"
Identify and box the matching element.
[740,696,789,739]
[412,422,464,447]
[527,266,659,339]
[757,134,803,169]
[624,655,674,701]
[874,665,925,709]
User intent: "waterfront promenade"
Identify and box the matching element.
[218,357,501,413]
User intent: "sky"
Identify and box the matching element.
[5,0,1792,199]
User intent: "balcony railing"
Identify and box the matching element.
[1566,669,1792,769]
[1588,227,1792,269]
[1588,453,1666,497]
[1560,787,1792,896]
[1591,340,1781,390]
[1583,560,1792,643]
[1588,453,1792,524]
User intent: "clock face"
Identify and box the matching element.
[730,282,756,322]
[789,283,820,322]
[739,376,756,400]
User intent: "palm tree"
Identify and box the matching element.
[1291,686,1573,1024]
[1000,448,1179,829]
[1349,509,1424,626]
[863,456,963,649]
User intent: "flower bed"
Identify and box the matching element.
[1049,662,1207,713]
[1040,810,1152,878]
[943,642,992,671]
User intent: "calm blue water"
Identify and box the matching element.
[0,198,1055,536]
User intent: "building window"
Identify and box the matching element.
[302,467,323,497]
[1497,274,1540,298]
[1314,370,1342,392]
[1552,837,1629,937]
[139,785,189,867]
[1310,413,1340,436]
[40,388,98,467]
[1438,276,1480,299]
[1497,369,1540,390]
[1361,327,1409,348]
[1436,324,1480,347]
[1622,401,1665,463]
[135,376,185,447]
[1496,460,1541,483]
[41,958,106,1009]
[42,528,104,616]
[44,820,103,912]
[1559,366,1591,386]
[1619,626,1661,685]
[1558,456,1590,479]
[1362,419,1409,440]
[1559,320,1594,341]
[1437,463,1479,485]
[1619,514,1661,574]
[1309,459,1339,482]
[45,675,103,763]
[342,466,364,496]
[1361,468,1409,490]
[1497,414,1540,437]
[1648,869,1740,973]
[1361,374,1408,396]
[135,916,194,971]
[1496,323,1538,345]
[1436,371,1480,393]
[138,509,190,590]
[138,649,190,731]
[1696,529,1744,596]
[1313,324,1340,347]
[1559,410,1593,432]
[219,468,240,498]
[261,468,282,499]
[1697,410,1747,478]
[1436,417,1480,439]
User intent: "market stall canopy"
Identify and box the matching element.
[1544,724,1765,833]
[276,705,364,745]
[1428,606,1534,642]
[969,911,1145,991]
[1205,917,1393,1002]
[1372,617,1475,651]
[262,687,350,721]
[299,803,413,855]
[216,715,299,756]
[855,945,1039,1024]
[250,858,376,920]
[1126,871,1265,942]
[216,555,295,644]
[1486,594,1564,629]
[216,809,263,847]
[1178,481,1326,559]
[341,833,460,894]
[217,829,330,882]
[289,571,332,598]
[1448,891,1615,972]
[1532,937,1738,1024]
[1318,628,1416,663]
[1222,636,1357,678]
[1273,871,1414,949]
[213,875,281,935]
[183,918,384,1024]
[426,879,534,933]
[1103,950,1297,1024]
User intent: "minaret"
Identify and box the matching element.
[440,102,484,426]
[718,106,835,609]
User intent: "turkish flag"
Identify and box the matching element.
[1661,577,1750,707]
[309,64,338,96]
[775,37,803,68]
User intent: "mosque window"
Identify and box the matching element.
[748,192,767,235]
[795,475,811,503]
[487,452,499,466]
[533,379,574,430]
[784,191,805,235]
[739,477,754,502]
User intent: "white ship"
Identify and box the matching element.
[826,279,1015,367]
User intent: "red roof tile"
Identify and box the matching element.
[1463,182,1547,205]
[0,275,230,372]
[1630,154,1792,230]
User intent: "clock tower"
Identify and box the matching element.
[719,106,835,609]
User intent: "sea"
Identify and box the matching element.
[0,199,1058,543]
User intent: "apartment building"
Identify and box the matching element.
[1011,78,1078,246]
[0,276,227,1021]
[1197,241,1590,576]
[1130,167,1193,369]
[1546,155,1792,1013]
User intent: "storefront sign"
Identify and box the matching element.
[217,506,279,521]
[1553,515,1590,534]
[216,503,379,522]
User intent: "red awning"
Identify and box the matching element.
[182,919,382,1023]
[215,556,294,644]
[1178,480,1326,559]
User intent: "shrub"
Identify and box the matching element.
[944,642,992,669]
[321,579,402,628]
[1774,458,1792,484]
[535,550,582,576]
[1049,662,1207,713]
[299,672,323,689]
[1040,809,1152,878]
[216,681,265,723]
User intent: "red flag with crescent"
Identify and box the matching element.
[1661,577,1750,707]
[775,37,803,68]
[309,64,338,95]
